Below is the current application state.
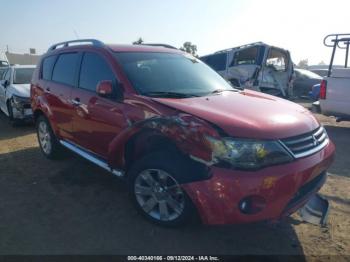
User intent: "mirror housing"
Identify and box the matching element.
[96,80,113,97]
[1,80,9,88]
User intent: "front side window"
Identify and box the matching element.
[231,47,258,66]
[79,52,115,92]
[266,49,289,72]
[52,53,79,86]
[114,52,234,97]
[13,68,35,84]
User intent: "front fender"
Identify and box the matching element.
[107,113,221,169]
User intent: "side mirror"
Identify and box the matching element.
[96,80,113,97]
[1,80,9,88]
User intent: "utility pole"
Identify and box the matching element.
[6,45,9,53]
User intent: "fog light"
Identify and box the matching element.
[239,195,266,214]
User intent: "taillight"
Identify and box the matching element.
[320,80,327,99]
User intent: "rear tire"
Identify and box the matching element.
[127,151,198,227]
[36,115,62,159]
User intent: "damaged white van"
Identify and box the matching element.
[200,42,294,98]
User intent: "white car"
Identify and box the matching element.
[0,65,36,124]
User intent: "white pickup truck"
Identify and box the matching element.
[319,34,350,121]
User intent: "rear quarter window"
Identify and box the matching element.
[52,53,79,86]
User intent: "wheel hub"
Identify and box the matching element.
[134,169,185,221]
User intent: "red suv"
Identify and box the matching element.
[31,39,335,226]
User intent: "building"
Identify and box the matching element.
[5,51,41,65]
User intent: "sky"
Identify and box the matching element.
[1,0,349,65]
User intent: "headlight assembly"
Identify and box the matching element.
[11,95,30,109]
[206,136,293,170]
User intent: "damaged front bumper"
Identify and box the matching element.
[10,95,33,120]
[182,141,335,225]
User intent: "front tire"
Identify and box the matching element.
[36,115,62,159]
[128,151,198,227]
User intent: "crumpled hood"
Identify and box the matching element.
[11,84,30,98]
[151,90,319,139]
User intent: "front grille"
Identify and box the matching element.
[280,126,329,158]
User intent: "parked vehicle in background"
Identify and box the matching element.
[309,83,320,101]
[0,65,35,124]
[0,52,9,79]
[31,39,334,227]
[293,68,322,98]
[310,68,328,77]
[200,42,294,98]
[319,34,350,121]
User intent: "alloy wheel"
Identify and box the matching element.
[134,169,185,222]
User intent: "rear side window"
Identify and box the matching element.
[42,55,57,80]
[52,53,79,86]
[79,52,115,92]
[203,53,227,71]
[231,47,258,66]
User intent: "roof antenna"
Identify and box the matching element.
[73,29,80,39]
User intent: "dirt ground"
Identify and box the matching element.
[0,101,349,259]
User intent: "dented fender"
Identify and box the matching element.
[107,113,221,169]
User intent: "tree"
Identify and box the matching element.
[132,37,144,45]
[179,42,198,57]
[297,59,308,69]
[318,60,326,65]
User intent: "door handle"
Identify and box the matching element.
[71,98,81,106]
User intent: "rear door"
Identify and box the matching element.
[71,51,127,157]
[45,52,79,139]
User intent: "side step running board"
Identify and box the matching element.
[59,140,124,177]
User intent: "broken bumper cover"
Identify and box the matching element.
[182,141,335,225]
[11,96,33,120]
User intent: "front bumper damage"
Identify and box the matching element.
[10,96,33,120]
[182,141,335,225]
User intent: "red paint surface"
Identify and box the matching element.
[182,141,335,225]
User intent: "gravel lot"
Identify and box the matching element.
[0,101,349,257]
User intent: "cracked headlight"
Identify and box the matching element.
[206,136,293,170]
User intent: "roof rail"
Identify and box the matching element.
[214,42,264,54]
[139,43,178,49]
[47,39,104,52]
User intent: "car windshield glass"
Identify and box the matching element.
[14,68,35,84]
[114,52,234,97]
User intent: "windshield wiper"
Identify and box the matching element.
[210,89,240,94]
[143,91,199,98]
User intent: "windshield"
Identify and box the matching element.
[13,68,35,84]
[114,52,234,97]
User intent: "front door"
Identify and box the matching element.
[71,51,128,158]
[260,48,292,97]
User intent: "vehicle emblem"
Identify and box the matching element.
[312,135,318,146]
